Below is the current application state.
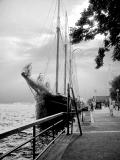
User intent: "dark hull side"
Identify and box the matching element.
[35,93,67,120]
[35,94,67,131]
[45,94,67,115]
[21,71,67,119]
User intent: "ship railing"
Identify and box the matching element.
[0,112,67,160]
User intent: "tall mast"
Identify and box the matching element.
[64,12,68,95]
[56,0,60,94]
[69,28,72,88]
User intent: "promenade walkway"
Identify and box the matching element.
[61,107,120,160]
[39,107,120,160]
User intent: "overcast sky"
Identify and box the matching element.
[0,0,119,103]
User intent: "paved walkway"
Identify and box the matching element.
[39,107,120,160]
[61,107,120,160]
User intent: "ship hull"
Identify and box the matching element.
[35,93,67,120]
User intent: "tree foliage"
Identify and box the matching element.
[70,0,120,68]
[110,75,120,101]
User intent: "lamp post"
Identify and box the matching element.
[116,89,119,110]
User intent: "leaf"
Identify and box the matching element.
[70,0,120,68]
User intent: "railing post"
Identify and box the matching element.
[33,125,36,160]
[71,118,73,134]
[67,83,70,135]
[52,124,55,142]
[81,110,84,122]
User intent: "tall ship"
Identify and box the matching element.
[21,0,72,120]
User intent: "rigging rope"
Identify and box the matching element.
[72,55,80,98]
[37,0,71,94]
[26,80,36,99]
[39,0,57,35]
[42,0,57,82]
[43,34,56,76]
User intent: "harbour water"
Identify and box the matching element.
[0,103,35,133]
[0,103,36,160]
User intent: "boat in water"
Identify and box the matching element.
[21,0,68,120]
[21,66,67,120]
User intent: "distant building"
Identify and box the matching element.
[93,96,110,109]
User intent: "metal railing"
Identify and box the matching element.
[0,112,67,160]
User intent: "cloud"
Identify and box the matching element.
[0,37,30,63]
[26,34,53,48]
[0,32,55,64]
[0,0,56,34]
[0,0,119,103]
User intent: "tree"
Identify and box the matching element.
[110,75,120,101]
[70,0,120,68]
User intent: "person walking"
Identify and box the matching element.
[109,101,114,116]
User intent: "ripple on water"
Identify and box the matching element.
[0,103,35,159]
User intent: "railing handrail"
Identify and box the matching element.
[0,112,64,140]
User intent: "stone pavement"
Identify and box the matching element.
[61,107,120,160]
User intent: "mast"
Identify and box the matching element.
[64,12,68,95]
[56,0,60,94]
[69,28,72,88]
